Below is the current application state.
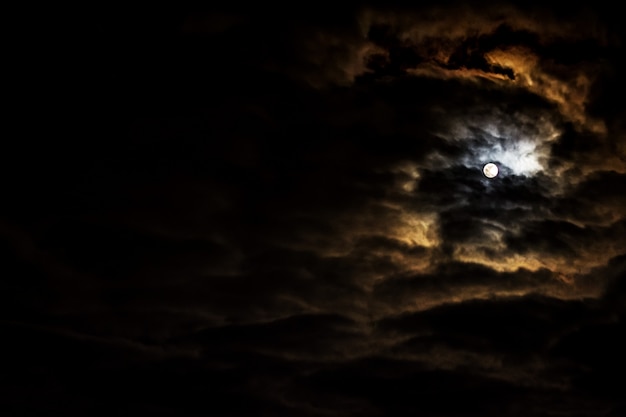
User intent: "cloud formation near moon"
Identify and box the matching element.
[3,2,625,416]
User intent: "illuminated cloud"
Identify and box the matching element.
[4,3,625,416]
[432,108,561,177]
[357,4,610,133]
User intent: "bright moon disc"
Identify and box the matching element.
[483,163,499,178]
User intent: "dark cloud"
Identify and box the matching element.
[3,2,626,416]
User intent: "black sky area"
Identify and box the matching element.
[3,2,626,416]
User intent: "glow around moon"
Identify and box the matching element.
[483,163,499,178]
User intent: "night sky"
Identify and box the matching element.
[3,2,626,416]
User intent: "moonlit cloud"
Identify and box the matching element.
[438,111,561,177]
[4,3,625,416]
[356,4,611,135]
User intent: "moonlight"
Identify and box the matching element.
[483,163,499,178]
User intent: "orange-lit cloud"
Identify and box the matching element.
[350,5,611,132]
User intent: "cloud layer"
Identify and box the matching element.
[3,2,625,416]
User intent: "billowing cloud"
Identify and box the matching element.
[3,2,625,416]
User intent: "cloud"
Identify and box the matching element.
[358,3,612,133]
[373,261,581,313]
[4,3,625,416]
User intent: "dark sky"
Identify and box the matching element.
[3,2,626,416]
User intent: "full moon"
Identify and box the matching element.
[483,163,499,178]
